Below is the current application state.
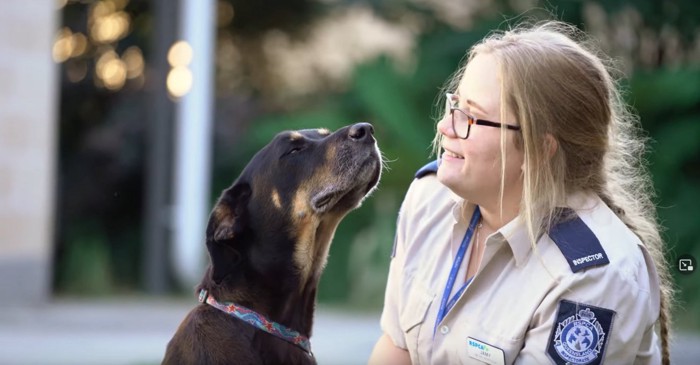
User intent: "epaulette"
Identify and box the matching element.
[549,208,609,273]
[414,160,439,179]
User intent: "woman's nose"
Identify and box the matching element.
[437,113,455,138]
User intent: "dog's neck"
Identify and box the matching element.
[280,214,345,336]
[200,268,321,339]
[275,214,344,336]
[278,279,318,336]
[200,216,344,339]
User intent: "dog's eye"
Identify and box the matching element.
[282,146,305,158]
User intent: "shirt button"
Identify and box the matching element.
[440,325,450,334]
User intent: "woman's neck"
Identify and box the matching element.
[474,192,521,232]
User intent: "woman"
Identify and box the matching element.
[369,21,672,365]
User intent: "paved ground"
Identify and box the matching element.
[0,299,380,365]
[0,299,698,364]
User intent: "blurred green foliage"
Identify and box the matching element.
[631,69,700,327]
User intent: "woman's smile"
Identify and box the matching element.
[442,147,464,160]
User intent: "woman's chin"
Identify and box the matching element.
[437,165,460,187]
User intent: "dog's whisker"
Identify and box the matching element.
[379,152,395,171]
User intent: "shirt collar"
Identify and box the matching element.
[448,191,600,268]
[450,197,532,267]
[449,190,466,222]
[492,191,601,267]
[494,215,531,267]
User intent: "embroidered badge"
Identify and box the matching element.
[546,300,615,365]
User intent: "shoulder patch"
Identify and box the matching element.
[414,160,439,179]
[547,299,615,365]
[549,208,609,273]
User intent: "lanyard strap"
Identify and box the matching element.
[434,206,481,335]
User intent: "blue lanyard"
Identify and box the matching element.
[434,206,481,335]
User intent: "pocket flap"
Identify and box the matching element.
[399,279,435,332]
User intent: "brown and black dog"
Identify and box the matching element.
[162,123,382,365]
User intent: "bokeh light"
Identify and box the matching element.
[111,0,129,10]
[52,27,74,63]
[122,46,144,79]
[66,59,88,83]
[71,32,88,57]
[217,1,235,28]
[89,0,131,44]
[91,11,130,43]
[167,66,193,97]
[168,41,193,67]
[52,29,90,62]
[92,0,116,18]
[95,49,127,90]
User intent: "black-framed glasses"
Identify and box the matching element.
[446,93,521,139]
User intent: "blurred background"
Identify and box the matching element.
[1,0,699,364]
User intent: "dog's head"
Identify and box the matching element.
[205,123,382,290]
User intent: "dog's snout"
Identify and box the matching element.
[348,123,374,141]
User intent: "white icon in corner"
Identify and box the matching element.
[679,259,694,272]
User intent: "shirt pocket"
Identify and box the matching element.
[399,278,435,363]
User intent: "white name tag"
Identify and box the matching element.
[467,337,505,365]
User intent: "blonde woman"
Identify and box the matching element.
[369,21,673,365]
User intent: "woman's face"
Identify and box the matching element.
[436,53,524,204]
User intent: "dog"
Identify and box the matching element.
[162,123,382,365]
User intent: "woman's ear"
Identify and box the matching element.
[544,133,558,159]
[521,133,558,172]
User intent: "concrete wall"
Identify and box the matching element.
[0,2,58,305]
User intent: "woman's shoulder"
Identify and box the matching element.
[539,194,661,335]
[571,193,649,271]
[402,160,456,213]
[392,160,459,268]
[547,193,659,296]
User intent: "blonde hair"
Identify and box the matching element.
[434,21,673,364]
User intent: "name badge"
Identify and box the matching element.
[467,337,505,365]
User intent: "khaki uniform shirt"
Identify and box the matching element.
[380,167,661,365]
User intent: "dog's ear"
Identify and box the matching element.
[207,183,251,242]
[206,183,251,284]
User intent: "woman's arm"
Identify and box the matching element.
[368,333,411,365]
[369,173,434,365]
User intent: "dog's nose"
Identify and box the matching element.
[348,123,374,141]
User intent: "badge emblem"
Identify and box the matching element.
[547,300,615,365]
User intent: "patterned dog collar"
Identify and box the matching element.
[198,289,312,354]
